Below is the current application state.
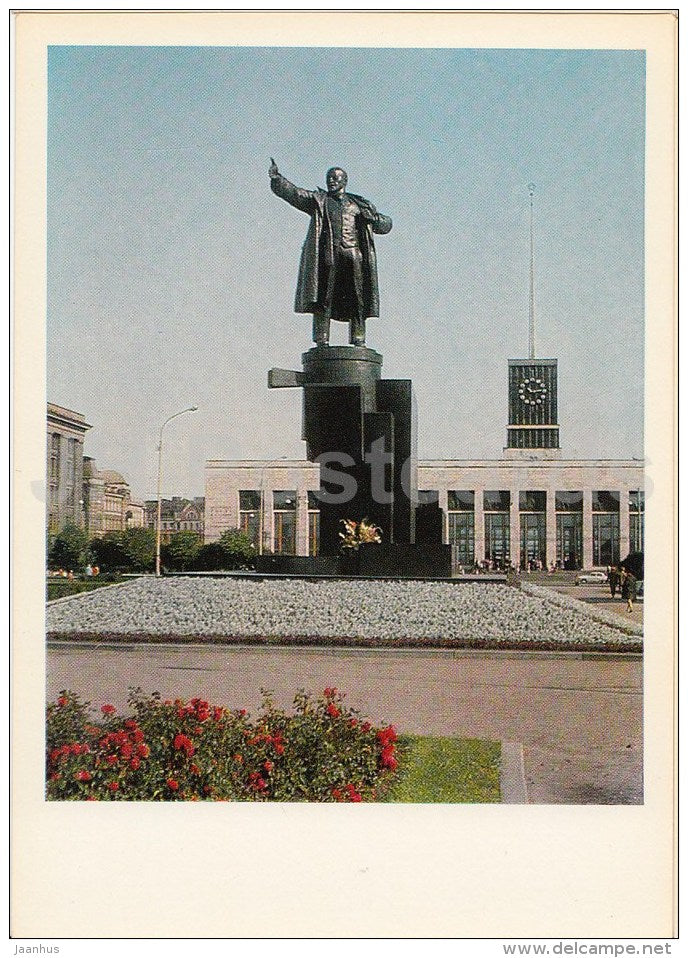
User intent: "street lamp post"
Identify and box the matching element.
[155,406,198,577]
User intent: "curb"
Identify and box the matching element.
[500,741,529,804]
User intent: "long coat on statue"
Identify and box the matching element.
[270,173,392,321]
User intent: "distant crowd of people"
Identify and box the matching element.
[48,565,100,579]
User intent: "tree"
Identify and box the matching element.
[90,532,127,571]
[120,527,156,572]
[162,531,202,571]
[48,522,90,571]
[89,528,156,572]
[218,528,256,569]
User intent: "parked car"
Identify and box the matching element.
[574,570,608,584]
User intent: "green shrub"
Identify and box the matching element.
[190,529,256,571]
[217,528,256,569]
[46,687,399,802]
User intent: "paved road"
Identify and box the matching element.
[47,642,643,805]
[523,576,644,626]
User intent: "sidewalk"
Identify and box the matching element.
[47,642,642,804]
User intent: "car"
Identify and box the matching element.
[574,570,608,584]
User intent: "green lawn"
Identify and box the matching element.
[47,576,128,601]
[382,735,501,803]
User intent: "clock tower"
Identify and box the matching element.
[504,184,561,457]
[506,358,560,452]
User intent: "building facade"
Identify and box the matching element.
[205,461,319,556]
[83,459,145,537]
[204,456,643,570]
[144,497,205,543]
[46,403,91,532]
[204,341,643,569]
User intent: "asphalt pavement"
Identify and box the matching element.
[46,641,642,805]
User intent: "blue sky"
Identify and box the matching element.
[47,45,645,499]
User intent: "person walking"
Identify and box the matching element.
[621,569,637,613]
[609,566,619,598]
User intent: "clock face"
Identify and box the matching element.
[518,377,547,405]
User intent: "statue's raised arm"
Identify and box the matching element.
[269,159,316,214]
[268,162,392,347]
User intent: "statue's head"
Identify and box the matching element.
[326,167,348,193]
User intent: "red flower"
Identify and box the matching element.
[274,743,285,756]
[323,687,337,699]
[124,720,138,730]
[57,696,68,707]
[130,756,141,771]
[107,781,119,792]
[49,772,61,781]
[167,779,179,791]
[326,703,341,719]
[263,760,274,773]
[120,743,133,759]
[238,709,247,718]
[213,707,224,721]
[85,796,98,801]
[173,734,195,758]
[101,704,116,715]
[136,743,150,758]
[332,788,343,801]
[190,764,200,776]
[377,725,397,747]
[380,745,398,771]
[233,754,243,764]
[132,729,144,743]
[361,722,372,733]
[75,770,91,782]
[106,754,118,766]
[349,719,358,728]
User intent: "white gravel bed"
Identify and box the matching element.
[46,577,641,648]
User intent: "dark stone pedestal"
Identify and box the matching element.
[297,345,417,556]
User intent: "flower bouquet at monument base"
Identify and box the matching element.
[338,518,382,551]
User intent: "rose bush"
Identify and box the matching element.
[46,687,399,802]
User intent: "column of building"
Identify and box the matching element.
[296,489,310,556]
[546,487,557,568]
[582,488,594,568]
[509,490,520,570]
[262,489,274,554]
[473,486,485,565]
[618,486,630,562]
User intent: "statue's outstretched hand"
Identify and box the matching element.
[269,157,279,178]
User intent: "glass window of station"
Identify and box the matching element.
[307,491,320,557]
[484,491,510,569]
[629,490,644,554]
[238,490,261,551]
[555,491,583,570]
[447,490,474,567]
[519,491,546,570]
[592,490,620,566]
[273,490,297,555]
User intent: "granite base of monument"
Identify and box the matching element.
[254,543,453,579]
